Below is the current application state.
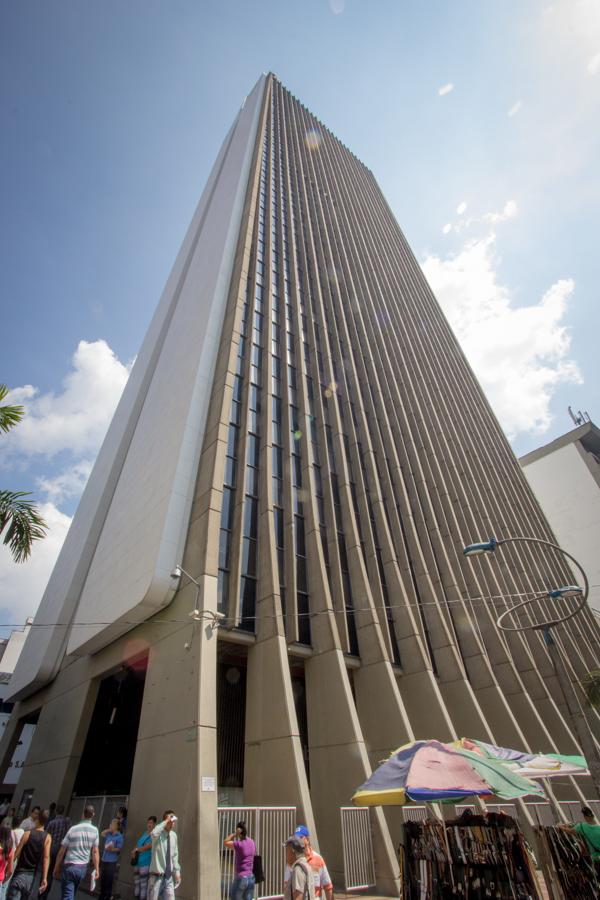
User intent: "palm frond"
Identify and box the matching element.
[0,490,47,563]
[0,385,24,434]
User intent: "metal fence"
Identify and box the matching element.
[218,806,295,900]
[340,807,376,892]
[68,794,129,833]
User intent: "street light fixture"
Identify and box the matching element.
[463,534,600,797]
[548,586,583,600]
[463,539,498,557]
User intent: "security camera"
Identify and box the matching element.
[170,565,182,580]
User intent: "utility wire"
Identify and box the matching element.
[4,586,599,630]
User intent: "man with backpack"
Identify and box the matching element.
[283,836,315,900]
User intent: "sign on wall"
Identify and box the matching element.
[0,714,35,785]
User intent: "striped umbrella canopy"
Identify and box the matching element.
[453,738,588,779]
[352,739,545,806]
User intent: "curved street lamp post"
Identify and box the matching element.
[464,535,600,798]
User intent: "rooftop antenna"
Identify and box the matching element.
[568,406,584,426]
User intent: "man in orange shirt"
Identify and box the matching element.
[283,825,333,900]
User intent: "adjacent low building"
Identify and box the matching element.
[520,421,600,614]
[0,621,35,800]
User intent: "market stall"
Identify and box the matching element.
[400,812,541,899]
[352,738,551,899]
[535,824,598,900]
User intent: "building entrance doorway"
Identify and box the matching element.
[217,654,247,806]
[73,658,148,797]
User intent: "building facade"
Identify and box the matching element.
[521,421,600,614]
[0,620,35,799]
[1,74,600,897]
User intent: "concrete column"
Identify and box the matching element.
[120,579,220,900]
[244,634,315,832]
[8,679,98,809]
[305,648,400,897]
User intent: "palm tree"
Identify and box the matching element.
[0,384,47,562]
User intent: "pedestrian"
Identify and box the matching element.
[40,804,71,898]
[224,820,256,900]
[0,826,14,900]
[1,823,18,900]
[560,805,600,867]
[284,826,332,900]
[53,804,100,900]
[0,803,9,822]
[0,814,13,832]
[283,836,314,900]
[7,810,50,899]
[99,818,123,900]
[148,811,181,900]
[47,804,57,825]
[19,807,40,832]
[131,816,157,900]
[117,807,128,833]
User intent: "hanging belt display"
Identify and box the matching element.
[400,814,542,899]
[535,825,599,900]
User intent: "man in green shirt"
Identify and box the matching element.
[561,806,600,861]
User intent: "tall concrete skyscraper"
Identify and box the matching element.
[2,74,599,897]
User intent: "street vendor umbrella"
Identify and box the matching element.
[453,738,588,779]
[352,739,545,806]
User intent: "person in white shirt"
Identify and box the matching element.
[18,809,40,832]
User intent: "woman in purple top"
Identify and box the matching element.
[224,821,256,900]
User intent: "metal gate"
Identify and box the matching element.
[68,794,129,832]
[340,807,376,892]
[218,806,295,900]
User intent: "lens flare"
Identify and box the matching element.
[305,128,323,151]
[123,638,149,671]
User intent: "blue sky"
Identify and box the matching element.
[1,0,599,627]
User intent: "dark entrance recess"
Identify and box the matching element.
[74,658,148,796]
[290,663,310,785]
[217,653,247,789]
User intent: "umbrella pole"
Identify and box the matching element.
[441,813,455,889]
[541,778,563,823]
[428,803,455,889]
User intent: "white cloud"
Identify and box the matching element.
[456,201,468,215]
[508,100,523,117]
[442,223,452,235]
[421,234,582,437]
[588,51,600,74]
[438,83,454,96]
[0,339,131,625]
[0,502,72,623]
[2,340,131,463]
[37,460,94,504]
[483,200,519,223]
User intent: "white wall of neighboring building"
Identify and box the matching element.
[0,622,35,792]
[0,622,31,675]
[0,718,34,786]
[522,441,600,614]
